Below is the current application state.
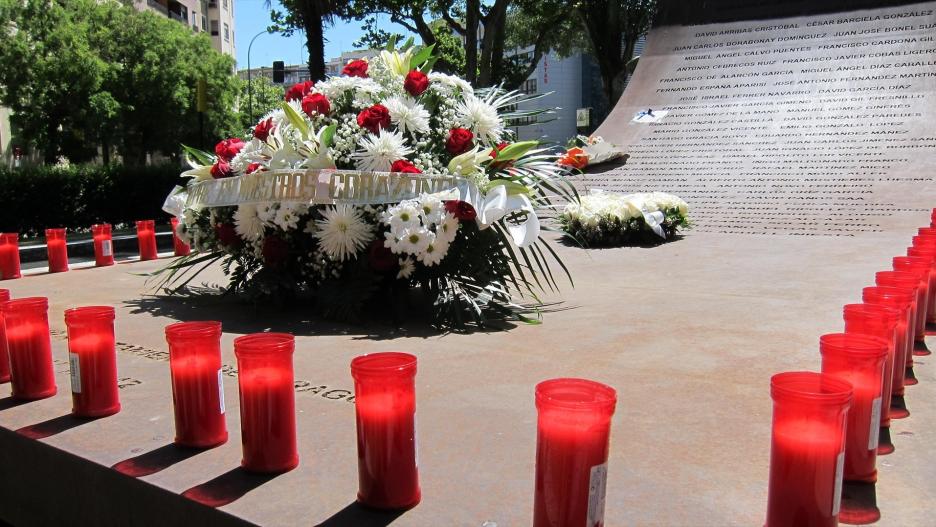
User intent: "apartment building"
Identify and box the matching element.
[238,50,379,84]
[133,0,236,58]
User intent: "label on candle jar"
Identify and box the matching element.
[832,452,844,517]
[587,463,608,527]
[868,397,882,450]
[218,369,225,414]
[69,353,81,393]
[102,240,112,257]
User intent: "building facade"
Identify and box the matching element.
[239,50,378,85]
[132,0,235,58]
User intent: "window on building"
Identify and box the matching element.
[210,20,219,36]
[208,0,217,7]
[192,12,198,31]
[521,79,537,94]
[201,15,207,31]
[223,22,229,42]
[223,0,228,9]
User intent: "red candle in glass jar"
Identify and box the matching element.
[234,333,298,473]
[91,224,115,267]
[875,271,920,380]
[0,233,22,280]
[64,306,120,417]
[931,208,936,227]
[136,220,158,261]
[0,297,56,400]
[819,333,887,485]
[0,289,10,383]
[907,238,936,326]
[351,352,420,510]
[533,378,617,527]
[45,228,69,273]
[170,218,191,257]
[766,372,852,527]
[893,256,930,340]
[165,321,227,448]
[863,286,914,419]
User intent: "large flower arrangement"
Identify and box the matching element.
[559,190,690,247]
[162,44,575,329]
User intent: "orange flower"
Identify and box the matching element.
[558,147,589,169]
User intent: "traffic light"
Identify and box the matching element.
[272,61,285,84]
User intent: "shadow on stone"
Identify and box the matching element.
[0,396,31,412]
[182,468,281,508]
[890,395,910,419]
[112,443,204,477]
[904,366,918,386]
[16,414,101,440]
[839,480,880,525]
[315,502,406,527]
[926,321,936,336]
[877,426,894,455]
[913,339,931,356]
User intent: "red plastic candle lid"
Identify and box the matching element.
[351,352,417,379]
[770,371,852,407]
[0,297,48,314]
[64,306,115,324]
[233,332,294,357]
[875,270,921,289]
[91,224,112,235]
[907,244,936,261]
[843,303,899,328]
[136,220,155,229]
[862,286,914,307]
[893,256,931,272]
[535,378,617,414]
[165,321,222,342]
[820,333,888,359]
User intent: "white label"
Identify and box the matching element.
[586,463,608,527]
[217,369,225,414]
[413,412,419,468]
[868,397,882,450]
[832,452,845,517]
[69,353,81,394]
[101,240,112,257]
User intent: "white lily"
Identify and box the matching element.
[380,48,414,77]
[447,146,490,177]
[181,157,214,181]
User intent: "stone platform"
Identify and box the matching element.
[0,223,934,526]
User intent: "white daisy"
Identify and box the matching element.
[273,203,303,231]
[455,96,504,141]
[398,227,432,255]
[352,129,413,172]
[383,231,402,254]
[384,96,431,135]
[397,257,415,279]
[257,203,277,225]
[418,236,449,267]
[417,194,444,225]
[234,204,266,242]
[314,205,373,261]
[387,202,421,234]
[428,72,474,95]
[437,213,460,243]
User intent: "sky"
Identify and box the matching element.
[234,0,415,70]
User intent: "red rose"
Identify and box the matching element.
[390,159,421,174]
[342,59,369,78]
[445,200,477,221]
[445,128,474,155]
[210,160,232,179]
[214,223,242,248]
[246,162,262,174]
[367,239,396,273]
[403,70,429,96]
[214,138,245,161]
[301,93,331,117]
[357,104,391,134]
[253,118,274,141]
[284,80,314,102]
[262,236,289,268]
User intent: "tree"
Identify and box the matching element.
[238,77,285,133]
[354,18,465,75]
[269,1,342,82]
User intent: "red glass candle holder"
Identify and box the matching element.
[875,271,920,383]
[165,321,227,448]
[170,218,191,257]
[907,239,936,326]
[533,378,617,527]
[136,220,158,261]
[351,352,420,510]
[766,372,852,527]
[0,289,10,383]
[234,333,299,473]
[64,306,120,417]
[893,256,930,341]
[0,297,56,400]
[0,233,22,280]
[819,334,887,482]
[45,228,69,273]
[91,224,115,267]
[862,286,913,419]
[931,208,936,227]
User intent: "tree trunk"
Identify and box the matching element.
[303,2,327,81]
[477,0,509,86]
[464,0,480,84]
[411,9,437,46]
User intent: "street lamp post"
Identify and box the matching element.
[247,29,271,125]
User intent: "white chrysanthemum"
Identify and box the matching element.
[397,257,415,279]
[418,236,449,267]
[387,202,421,234]
[437,213,459,243]
[229,138,264,175]
[234,204,266,242]
[352,130,413,172]
[314,205,373,261]
[417,194,444,225]
[257,203,277,225]
[384,96,431,135]
[428,72,474,95]
[315,77,382,101]
[398,227,432,255]
[455,96,504,141]
[273,203,303,231]
[383,231,402,254]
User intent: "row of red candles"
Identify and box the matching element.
[0,219,190,278]
[0,293,613,523]
[766,210,936,527]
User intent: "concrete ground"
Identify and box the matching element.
[0,225,933,526]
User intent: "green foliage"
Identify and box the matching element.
[559,209,690,248]
[237,77,286,134]
[0,164,184,236]
[0,0,240,163]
